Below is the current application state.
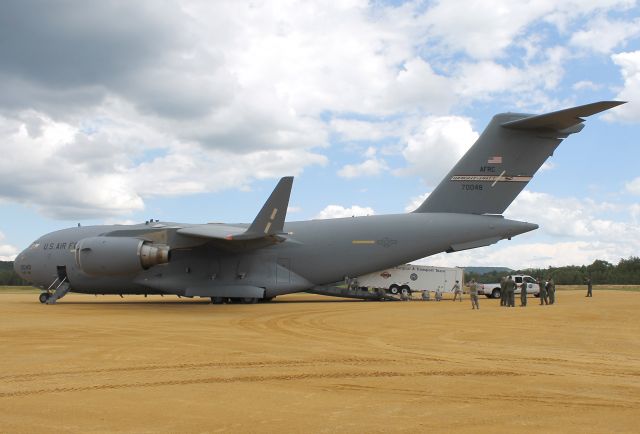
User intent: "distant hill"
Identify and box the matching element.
[464,266,513,275]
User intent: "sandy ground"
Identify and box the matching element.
[1,289,639,433]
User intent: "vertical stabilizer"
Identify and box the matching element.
[246,176,293,236]
[414,101,624,215]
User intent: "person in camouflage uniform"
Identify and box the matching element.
[586,277,593,297]
[469,279,480,310]
[505,276,516,307]
[520,280,527,307]
[539,276,548,305]
[452,280,462,302]
[500,276,507,307]
[547,277,555,305]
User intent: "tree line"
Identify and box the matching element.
[0,261,29,285]
[2,257,640,286]
[465,257,640,285]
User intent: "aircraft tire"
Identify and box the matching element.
[39,293,50,304]
[211,297,225,304]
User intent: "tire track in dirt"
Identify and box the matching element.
[0,356,391,382]
[0,369,521,398]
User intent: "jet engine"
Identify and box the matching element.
[75,237,170,276]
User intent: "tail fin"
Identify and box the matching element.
[246,176,293,236]
[414,101,624,215]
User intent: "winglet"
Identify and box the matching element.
[245,176,293,237]
[501,101,625,131]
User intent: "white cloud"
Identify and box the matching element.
[401,116,479,187]
[0,111,327,219]
[0,231,19,261]
[1,0,638,225]
[404,193,430,213]
[416,240,632,269]
[572,80,601,91]
[609,50,640,122]
[338,147,389,179]
[626,177,640,194]
[569,16,640,54]
[406,189,640,269]
[314,205,375,219]
[338,158,389,179]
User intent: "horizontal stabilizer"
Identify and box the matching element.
[501,101,625,131]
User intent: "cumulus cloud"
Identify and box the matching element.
[404,193,430,213]
[314,205,375,219]
[416,239,633,269]
[626,177,640,194]
[0,0,637,227]
[0,231,18,261]
[0,111,327,218]
[569,15,640,54]
[338,147,389,179]
[610,51,640,122]
[401,116,479,187]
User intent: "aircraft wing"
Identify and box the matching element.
[177,224,249,240]
[176,176,293,247]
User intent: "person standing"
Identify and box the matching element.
[469,279,480,310]
[435,288,443,301]
[505,276,516,307]
[520,280,527,307]
[500,276,507,307]
[539,276,548,305]
[452,280,462,302]
[586,277,593,297]
[548,277,556,304]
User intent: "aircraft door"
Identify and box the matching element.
[276,258,290,284]
[57,265,68,282]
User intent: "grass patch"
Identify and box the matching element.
[0,286,41,294]
[558,285,640,292]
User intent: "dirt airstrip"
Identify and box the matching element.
[1,289,639,433]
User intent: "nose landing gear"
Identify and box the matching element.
[39,292,51,304]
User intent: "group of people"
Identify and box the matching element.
[498,275,556,307]
[419,275,594,308]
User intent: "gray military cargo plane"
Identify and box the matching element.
[14,101,623,304]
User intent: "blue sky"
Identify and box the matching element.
[0,0,638,268]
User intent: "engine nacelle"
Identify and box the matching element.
[75,237,170,276]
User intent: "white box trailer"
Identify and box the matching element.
[355,264,464,295]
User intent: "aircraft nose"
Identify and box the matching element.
[13,250,26,277]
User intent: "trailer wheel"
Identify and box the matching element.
[400,285,411,295]
[389,284,399,294]
[491,288,501,299]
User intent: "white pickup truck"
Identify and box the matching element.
[479,274,541,299]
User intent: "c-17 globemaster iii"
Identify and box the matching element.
[14,101,623,305]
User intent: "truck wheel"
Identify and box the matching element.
[389,285,399,295]
[491,288,501,299]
